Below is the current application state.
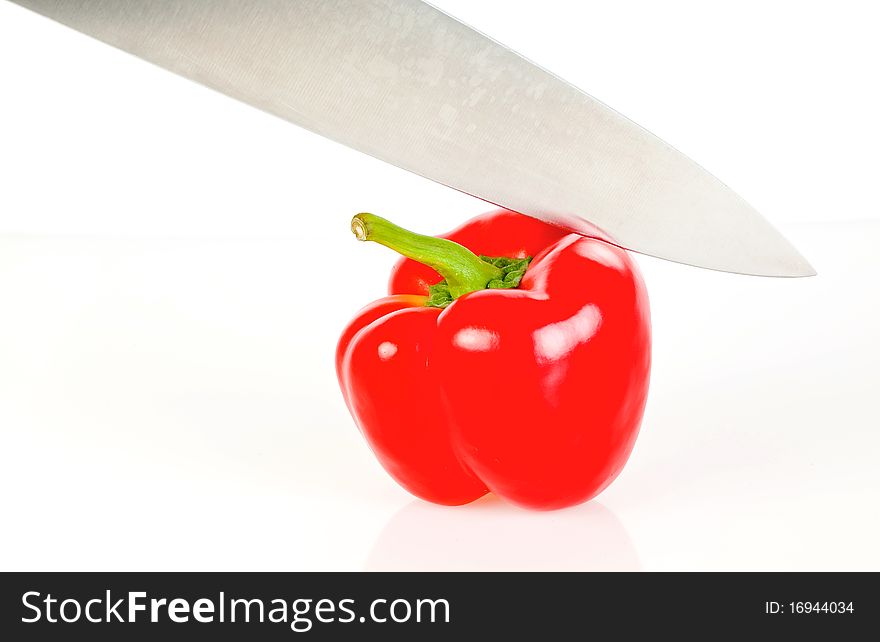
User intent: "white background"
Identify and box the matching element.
[1,1,878,570]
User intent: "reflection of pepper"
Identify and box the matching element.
[336,209,651,510]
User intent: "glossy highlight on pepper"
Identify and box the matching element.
[336,209,651,510]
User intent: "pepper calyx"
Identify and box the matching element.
[426,255,532,308]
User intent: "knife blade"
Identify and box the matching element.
[7,0,814,276]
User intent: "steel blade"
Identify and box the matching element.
[8,0,814,276]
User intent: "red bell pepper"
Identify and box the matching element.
[336,209,651,510]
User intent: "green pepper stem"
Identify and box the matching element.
[351,213,503,299]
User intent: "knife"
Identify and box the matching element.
[6,0,814,276]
